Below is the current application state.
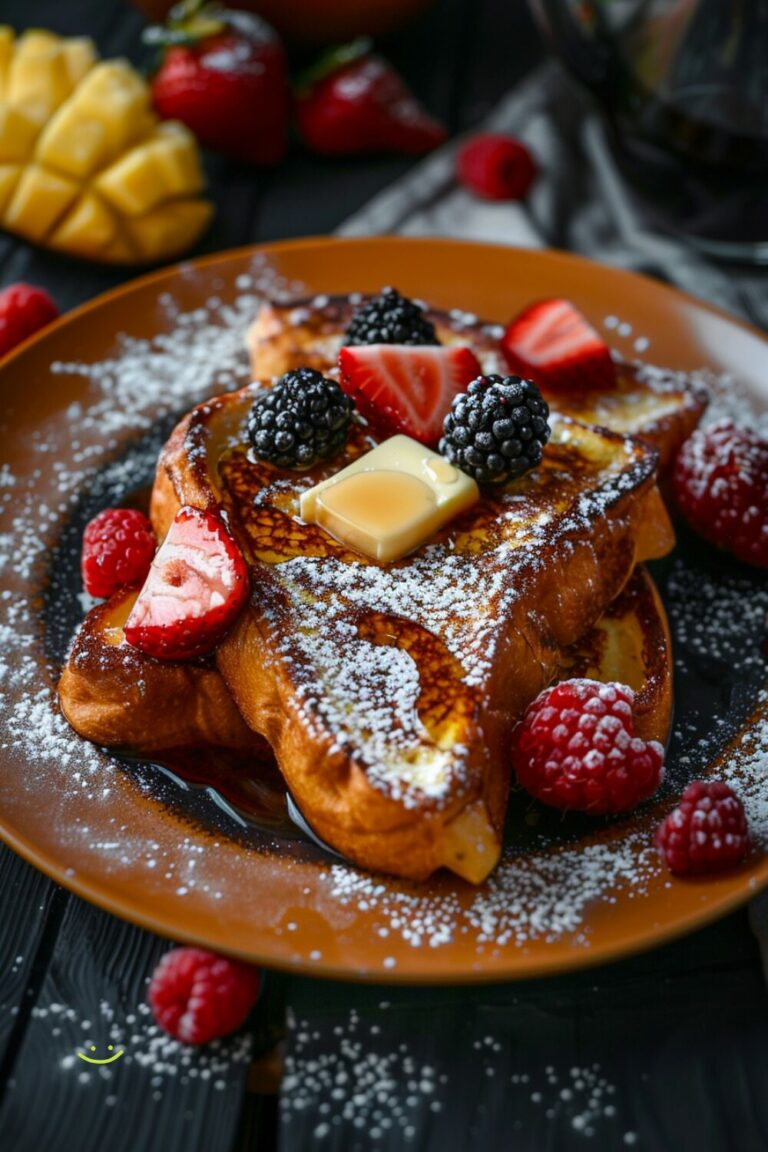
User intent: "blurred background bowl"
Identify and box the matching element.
[131,0,435,46]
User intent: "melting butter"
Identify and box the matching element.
[300,434,479,562]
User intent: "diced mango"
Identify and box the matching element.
[13,29,61,56]
[0,28,14,101]
[73,60,152,149]
[37,60,153,180]
[0,163,21,214]
[4,163,79,241]
[0,103,41,162]
[152,123,205,198]
[49,192,117,258]
[101,234,136,264]
[96,123,205,217]
[125,199,213,262]
[35,99,108,179]
[60,37,96,88]
[0,33,212,263]
[7,31,74,124]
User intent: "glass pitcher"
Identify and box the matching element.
[528,0,768,261]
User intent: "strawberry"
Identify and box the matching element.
[147,1,289,167]
[0,283,59,358]
[124,506,249,661]
[501,299,616,392]
[295,39,447,157]
[338,344,482,446]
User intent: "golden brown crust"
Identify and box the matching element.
[58,587,269,757]
[557,566,672,747]
[150,376,674,881]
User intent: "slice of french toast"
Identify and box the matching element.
[149,378,674,883]
[57,564,670,770]
[58,587,269,756]
[247,295,708,471]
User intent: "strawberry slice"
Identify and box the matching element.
[338,344,482,446]
[501,299,616,391]
[124,506,249,661]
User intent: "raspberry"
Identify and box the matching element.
[0,282,59,358]
[148,947,262,1045]
[457,133,536,201]
[511,679,665,814]
[673,420,768,568]
[81,508,156,599]
[656,781,750,875]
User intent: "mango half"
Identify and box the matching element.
[0,28,213,264]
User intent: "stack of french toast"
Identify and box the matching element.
[59,289,708,884]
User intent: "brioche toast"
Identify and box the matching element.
[57,567,670,785]
[149,375,674,882]
[248,295,707,471]
[58,586,269,756]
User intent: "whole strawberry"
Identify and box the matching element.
[147,1,289,167]
[296,39,447,157]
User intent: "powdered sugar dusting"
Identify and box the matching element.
[0,255,294,834]
[281,1004,628,1143]
[232,414,653,810]
[326,830,658,951]
[22,994,251,1094]
[1,271,766,976]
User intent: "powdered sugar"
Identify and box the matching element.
[326,829,659,951]
[281,1004,627,1143]
[228,413,653,809]
[21,994,251,1094]
[1,270,766,977]
[0,259,289,820]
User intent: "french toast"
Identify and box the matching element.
[57,566,670,781]
[247,295,708,471]
[58,586,269,756]
[148,376,674,882]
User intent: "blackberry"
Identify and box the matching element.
[246,368,353,470]
[440,374,550,485]
[344,287,438,347]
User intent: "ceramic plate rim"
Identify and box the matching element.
[1,234,766,984]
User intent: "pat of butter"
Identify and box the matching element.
[300,434,479,562]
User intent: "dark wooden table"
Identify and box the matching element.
[1,3,767,1151]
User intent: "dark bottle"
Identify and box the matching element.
[529,0,768,260]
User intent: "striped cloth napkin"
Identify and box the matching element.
[336,61,768,964]
[338,63,768,331]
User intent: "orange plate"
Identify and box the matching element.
[1,236,766,984]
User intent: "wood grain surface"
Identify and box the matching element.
[0,878,251,1152]
[0,2,767,1151]
[281,916,768,1150]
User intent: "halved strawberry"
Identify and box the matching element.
[124,506,249,661]
[338,344,482,446]
[501,299,616,391]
